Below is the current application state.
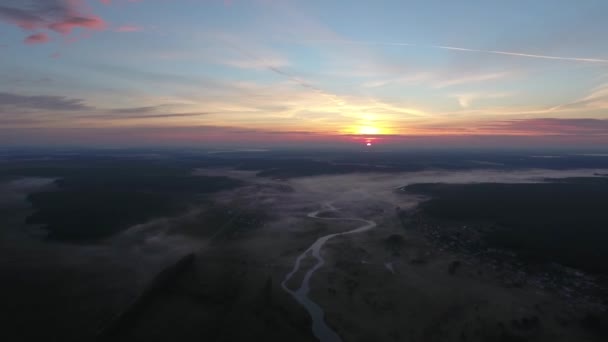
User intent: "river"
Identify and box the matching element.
[281,202,377,342]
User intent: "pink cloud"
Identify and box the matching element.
[49,15,107,34]
[0,0,109,44]
[24,32,50,45]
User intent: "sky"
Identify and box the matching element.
[1,0,608,149]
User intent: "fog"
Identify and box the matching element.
[3,167,605,282]
[0,167,606,340]
[255,168,606,213]
[199,167,608,239]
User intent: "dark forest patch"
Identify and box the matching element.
[13,159,244,241]
[405,177,608,274]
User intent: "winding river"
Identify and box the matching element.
[281,203,377,342]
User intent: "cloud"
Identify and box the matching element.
[549,83,608,112]
[108,105,164,114]
[222,56,289,70]
[454,95,474,108]
[0,96,216,126]
[203,31,291,71]
[2,122,606,148]
[406,117,608,137]
[24,32,49,44]
[220,38,344,105]
[361,72,434,88]
[479,118,608,136]
[82,111,212,121]
[0,92,90,111]
[0,0,107,43]
[119,112,210,119]
[0,124,332,148]
[449,92,511,108]
[433,45,608,64]
[311,39,608,64]
[434,72,510,89]
[48,15,105,34]
[360,70,513,93]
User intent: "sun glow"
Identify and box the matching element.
[341,124,392,136]
[357,126,381,135]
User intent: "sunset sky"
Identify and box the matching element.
[1,0,608,148]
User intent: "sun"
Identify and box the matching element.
[358,126,380,135]
[342,124,388,136]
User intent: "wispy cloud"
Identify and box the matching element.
[449,92,512,108]
[311,40,608,64]
[222,56,290,70]
[479,118,608,135]
[117,112,209,119]
[0,92,214,127]
[108,105,165,114]
[417,118,608,136]
[361,72,434,88]
[221,38,345,106]
[433,72,511,88]
[433,45,608,64]
[549,83,608,112]
[0,92,90,111]
[81,112,212,121]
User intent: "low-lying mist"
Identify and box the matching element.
[0,167,606,341]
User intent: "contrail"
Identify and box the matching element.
[310,40,608,64]
[432,45,608,64]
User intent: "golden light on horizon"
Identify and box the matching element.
[357,126,381,135]
[340,123,395,136]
